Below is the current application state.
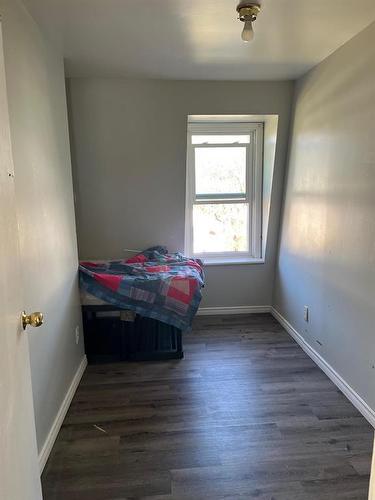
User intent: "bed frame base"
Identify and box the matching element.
[82,305,183,364]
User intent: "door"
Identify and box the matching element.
[0,21,43,500]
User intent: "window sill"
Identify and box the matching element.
[202,258,265,266]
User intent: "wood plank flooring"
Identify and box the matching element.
[42,314,373,499]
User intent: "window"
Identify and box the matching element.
[185,121,263,264]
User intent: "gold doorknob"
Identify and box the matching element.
[22,311,44,330]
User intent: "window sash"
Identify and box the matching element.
[185,122,263,261]
[192,135,250,145]
[195,194,246,202]
[192,143,250,202]
[192,202,250,256]
[188,122,260,135]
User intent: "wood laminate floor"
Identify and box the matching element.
[42,314,373,500]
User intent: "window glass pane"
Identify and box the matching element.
[193,203,248,253]
[192,134,250,144]
[195,147,246,196]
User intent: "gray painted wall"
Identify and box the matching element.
[67,78,293,307]
[274,22,375,410]
[1,0,84,451]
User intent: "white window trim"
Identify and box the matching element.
[185,121,264,265]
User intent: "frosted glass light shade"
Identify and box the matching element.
[241,20,254,42]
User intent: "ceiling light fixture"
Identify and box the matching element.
[236,2,261,42]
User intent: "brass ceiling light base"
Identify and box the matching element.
[236,3,261,23]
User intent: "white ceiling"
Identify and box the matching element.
[24,0,375,80]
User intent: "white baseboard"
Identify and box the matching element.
[198,305,271,316]
[271,307,375,428]
[39,355,88,472]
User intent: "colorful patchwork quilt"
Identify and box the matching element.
[79,247,204,331]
